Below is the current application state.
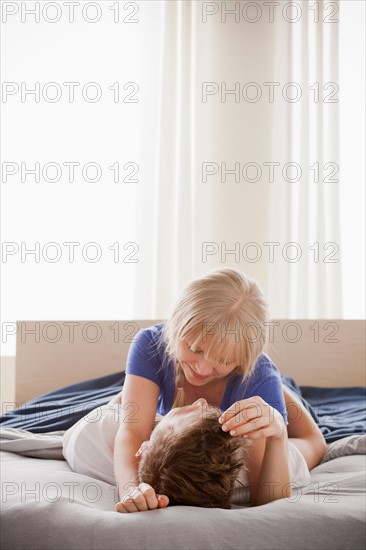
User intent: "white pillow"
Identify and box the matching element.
[321,435,366,463]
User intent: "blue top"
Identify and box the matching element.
[125,323,288,425]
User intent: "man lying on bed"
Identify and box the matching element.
[62,384,326,511]
[135,399,248,509]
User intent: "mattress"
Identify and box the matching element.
[1,373,365,550]
[1,431,365,550]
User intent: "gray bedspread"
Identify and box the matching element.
[1,429,365,550]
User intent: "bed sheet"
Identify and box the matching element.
[1,434,365,550]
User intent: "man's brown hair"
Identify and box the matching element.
[138,408,250,509]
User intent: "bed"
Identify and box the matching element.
[1,319,365,550]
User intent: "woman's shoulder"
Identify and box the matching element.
[231,353,281,388]
[131,322,165,348]
[128,322,174,376]
[228,353,284,406]
[135,322,165,341]
[254,352,278,370]
[125,322,172,387]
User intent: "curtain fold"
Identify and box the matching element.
[132,0,343,319]
[132,1,197,318]
[267,1,342,317]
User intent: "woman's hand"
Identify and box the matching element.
[115,482,169,513]
[218,396,286,441]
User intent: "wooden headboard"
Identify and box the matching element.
[15,319,365,405]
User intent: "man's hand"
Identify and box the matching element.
[115,482,169,513]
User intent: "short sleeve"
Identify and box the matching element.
[125,328,162,389]
[237,355,289,426]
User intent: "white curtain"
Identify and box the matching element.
[268,1,342,317]
[131,0,360,320]
[133,0,277,317]
[132,1,197,318]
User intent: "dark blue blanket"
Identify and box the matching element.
[0,371,126,434]
[1,372,365,443]
[281,375,366,443]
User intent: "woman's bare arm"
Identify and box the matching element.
[221,396,292,506]
[113,376,158,501]
[108,390,123,406]
[246,430,291,506]
[114,429,142,498]
[109,388,146,500]
[282,384,327,469]
[112,374,173,512]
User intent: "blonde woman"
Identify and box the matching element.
[62,267,326,511]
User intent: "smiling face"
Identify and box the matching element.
[177,333,239,386]
[135,398,220,460]
[135,335,240,460]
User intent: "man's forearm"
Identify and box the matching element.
[252,432,291,506]
[114,429,142,501]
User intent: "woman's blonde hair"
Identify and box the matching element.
[158,267,269,408]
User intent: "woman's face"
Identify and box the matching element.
[135,398,220,460]
[177,334,239,386]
